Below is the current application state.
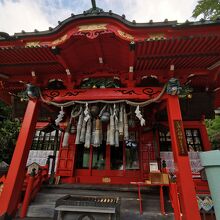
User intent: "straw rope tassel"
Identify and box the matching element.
[115,114,119,147]
[91,118,96,145]
[84,118,92,148]
[123,106,129,141]
[119,104,124,136]
[109,107,115,146]
[80,117,87,143]
[99,120,103,144]
[106,123,110,145]
[75,113,83,144]
[62,115,73,147]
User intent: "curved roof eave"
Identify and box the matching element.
[1,11,219,39]
[12,12,177,39]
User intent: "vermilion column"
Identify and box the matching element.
[166,96,200,220]
[0,99,40,220]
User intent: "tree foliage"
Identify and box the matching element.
[192,0,220,20]
[205,116,220,149]
[0,101,20,163]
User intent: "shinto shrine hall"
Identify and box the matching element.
[0,1,220,220]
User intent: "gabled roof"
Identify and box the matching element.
[0,5,220,108]
[1,11,220,40]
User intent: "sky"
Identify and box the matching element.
[0,0,199,35]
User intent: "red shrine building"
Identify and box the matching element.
[0,2,220,220]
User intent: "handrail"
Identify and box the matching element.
[169,183,182,220]
[20,164,49,218]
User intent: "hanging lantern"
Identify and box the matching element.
[26,83,40,99]
[90,105,100,117]
[100,111,110,123]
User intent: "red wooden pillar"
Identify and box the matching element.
[166,96,200,220]
[0,99,40,220]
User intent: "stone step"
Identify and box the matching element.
[26,203,174,220]
[27,195,172,218]
[40,183,160,193]
[25,184,173,219]
[26,204,55,218]
[33,190,164,203]
[16,213,174,220]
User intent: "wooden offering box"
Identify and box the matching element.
[149,172,169,184]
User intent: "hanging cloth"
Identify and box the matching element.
[75,112,83,144]
[79,118,87,143]
[109,106,115,146]
[119,104,124,137]
[84,118,92,148]
[123,106,129,141]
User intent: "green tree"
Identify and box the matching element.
[192,0,220,20]
[0,101,20,164]
[205,116,220,149]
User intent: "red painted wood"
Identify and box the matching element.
[20,175,34,218]
[42,87,165,102]
[70,175,141,184]
[137,184,143,215]
[106,144,111,170]
[183,120,211,151]
[166,95,200,220]
[169,183,182,220]
[131,182,169,215]
[89,146,93,176]
[1,17,220,48]
[193,179,210,194]
[0,100,40,218]
[56,134,76,177]
[160,186,165,215]
[140,131,155,180]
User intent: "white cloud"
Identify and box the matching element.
[0,0,199,35]
[99,0,198,22]
[0,0,51,34]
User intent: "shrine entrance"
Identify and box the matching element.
[74,134,142,184]
[54,100,159,184]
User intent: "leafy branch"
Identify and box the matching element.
[192,0,220,20]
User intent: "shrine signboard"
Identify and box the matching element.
[174,120,188,156]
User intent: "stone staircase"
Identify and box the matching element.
[22,184,174,220]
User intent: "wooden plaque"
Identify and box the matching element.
[174,120,188,156]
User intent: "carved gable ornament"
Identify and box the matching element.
[78,23,107,31]
[117,30,134,41]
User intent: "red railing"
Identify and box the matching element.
[169,183,182,220]
[20,165,49,218]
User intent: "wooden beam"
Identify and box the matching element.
[42,87,167,102]
[137,52,220,60]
